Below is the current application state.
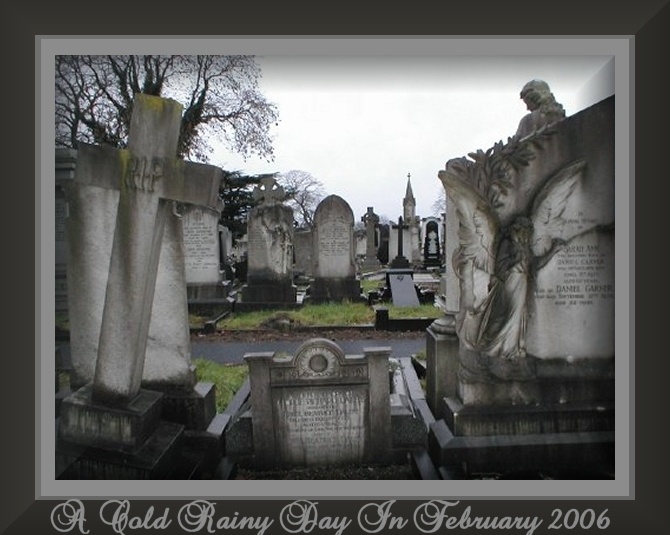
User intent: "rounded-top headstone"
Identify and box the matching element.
[312,194,356,279]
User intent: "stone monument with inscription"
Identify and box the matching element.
[240,176,297,308]
[309,195,363,303]
[428,85,615,477]
[57,94,224,479]
[242,339,393,469]
[182,201,228,301]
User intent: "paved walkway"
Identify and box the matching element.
[56,337,425,367]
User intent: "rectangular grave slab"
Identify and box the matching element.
[387,269,420,307]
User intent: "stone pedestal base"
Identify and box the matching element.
[389,255,410,269]
[429,417,614,477]
[58,385,163,453]
[56,420,184,479]
[425,316,459,419]
[309,277,363,303]
[443,396,614,436]
[426,350,615,476]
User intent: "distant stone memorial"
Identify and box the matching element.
[182,202,227,300]
[241,176,297,307]
[57,94,223,479]
[293,228,313,278]
[309,195,362,303]
[360,206,382,272]
[389,216,411,269]
[244,339,392,468]
[422,218,442,267]
[377,224,390,265]
[428,84,615,476]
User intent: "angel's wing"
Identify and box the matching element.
[529,158,586,257]
[439,169,499,274]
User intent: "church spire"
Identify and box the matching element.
[403,172,416,221]
[405,172,415,200]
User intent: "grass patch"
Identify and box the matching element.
[292,302,374,326]
[188,314,207,329]
[193,358,248,412]
[385,303,442,319]
[360,278,382,295]
[219,302,376,330]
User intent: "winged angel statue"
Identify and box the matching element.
[440,156,589,379]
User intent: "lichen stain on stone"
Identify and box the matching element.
[137,93,182,120]
[116,150,132,193]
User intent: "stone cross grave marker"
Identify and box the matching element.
[252,175,286,205]
[389,216,411,269]
[361,206,381,271]
[73,94,221,404]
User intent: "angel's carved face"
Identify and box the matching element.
[510,218,533,245]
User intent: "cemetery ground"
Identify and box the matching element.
[55,299,441,480]
[56,300,435,413]
[56,303,602,481]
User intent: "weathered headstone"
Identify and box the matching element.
[309,195,363,303]
[428,87,615,476]
[241,176,297,307]
[58,94,223,479]
[360,206,382,272]
[243,338,392,468]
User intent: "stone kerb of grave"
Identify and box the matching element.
[244,338,392,469]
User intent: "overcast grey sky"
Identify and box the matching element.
[212,54,613,223]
